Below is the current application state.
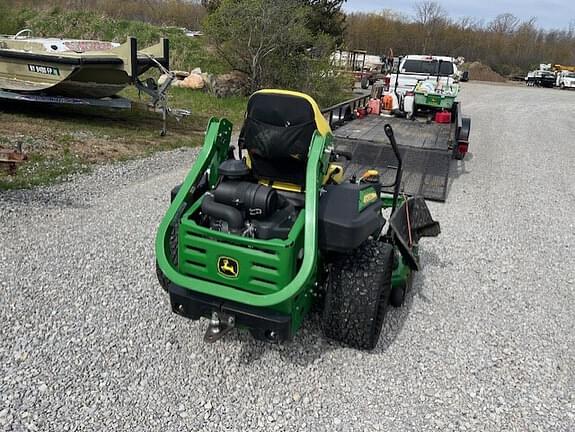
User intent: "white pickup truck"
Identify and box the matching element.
[386,55,465,98]
[556,70,575,89]
[384,55,467,116]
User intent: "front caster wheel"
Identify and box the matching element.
[389,284,406,308]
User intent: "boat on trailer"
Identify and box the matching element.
[0,30,187,135]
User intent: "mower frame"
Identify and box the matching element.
[156,92,438,345]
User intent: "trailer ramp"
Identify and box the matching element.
[334,137,450,202]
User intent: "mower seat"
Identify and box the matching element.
[238,90,332,189]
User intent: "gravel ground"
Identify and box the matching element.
[1,82,574,431]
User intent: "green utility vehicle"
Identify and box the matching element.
[414,80,459,110]
[156,89,440,350]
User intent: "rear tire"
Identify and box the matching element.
[322,240,394,350]
[361,76,369,89]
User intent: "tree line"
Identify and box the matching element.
[345,3,575,76]
[5,0,574,80]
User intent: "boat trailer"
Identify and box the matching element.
[0,36,189,136]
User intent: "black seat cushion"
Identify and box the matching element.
[249,154,307,186]
[239,93,317,186]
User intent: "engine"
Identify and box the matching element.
[199,160,298,240]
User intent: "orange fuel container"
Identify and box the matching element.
[381,94,393,111]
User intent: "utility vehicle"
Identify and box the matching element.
[525,70,555,87]
[555,70,575,89]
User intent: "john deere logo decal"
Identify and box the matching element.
[359,187,379,211]
[217,256,239,278]
[363,192,378,204]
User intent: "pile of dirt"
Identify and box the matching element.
[464,62,506,82]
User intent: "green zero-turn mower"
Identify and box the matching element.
[155,89,440,350]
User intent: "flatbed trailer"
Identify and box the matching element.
[322,95,471,202]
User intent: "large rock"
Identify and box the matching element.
[181,73,205,90]
[212,71,249,98]
[173,70,190,79]
[201,73,215,92]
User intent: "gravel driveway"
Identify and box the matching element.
[1,82,573,431]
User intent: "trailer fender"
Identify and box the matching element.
[453,115,471,159]
[459,117,471,142]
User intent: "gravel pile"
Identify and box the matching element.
[1,84,574,431]
[464,61,506,82]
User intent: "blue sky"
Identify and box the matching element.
[343,0,575,30]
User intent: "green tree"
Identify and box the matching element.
[303,0,347,46]
[203,0,347,45]
[201,0,221,13]
[202,0,350,105]
[203,0,313,91]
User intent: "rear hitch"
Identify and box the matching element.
[204,312,236,343]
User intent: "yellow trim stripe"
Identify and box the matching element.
[258,179,302,192]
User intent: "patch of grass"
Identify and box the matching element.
[166,88,248,126]
[0,88,247,189]
[0,153,89,190]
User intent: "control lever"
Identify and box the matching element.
[383,124,403,216]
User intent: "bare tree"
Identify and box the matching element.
[413,0,447,26]
[488,13,520,34]
[457,16,482,32]
[413,1,448,52]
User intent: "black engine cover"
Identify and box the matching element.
[213,181,278,218]
[318,183,384,252]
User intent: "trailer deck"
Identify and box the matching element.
[332,114,454,151]
[322,96,469,202]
